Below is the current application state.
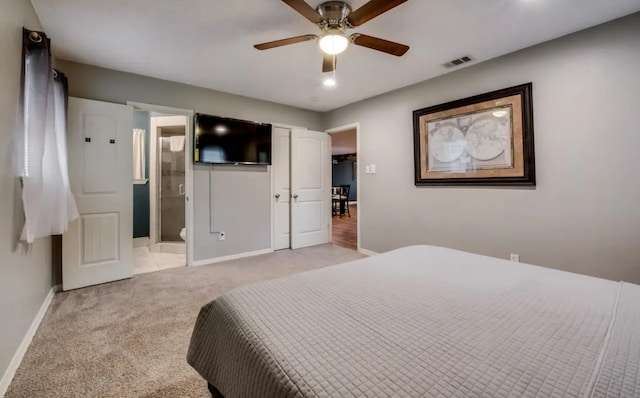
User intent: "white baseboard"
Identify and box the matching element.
[192,248,274,267]
[0,286,56,396]
[358,248,380,256]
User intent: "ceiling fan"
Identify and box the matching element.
[254,0,410,73]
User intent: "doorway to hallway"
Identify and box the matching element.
[328,127,358,250]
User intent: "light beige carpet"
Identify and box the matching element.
[6,244,364,398]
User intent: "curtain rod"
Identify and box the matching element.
[28,31,42,43]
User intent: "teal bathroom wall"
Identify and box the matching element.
[133,110,150,238]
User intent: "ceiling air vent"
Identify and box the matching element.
[443,55,473,68]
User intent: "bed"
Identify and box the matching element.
[187,245,640,398]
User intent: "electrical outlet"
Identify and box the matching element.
[218,231,225,241]
[510,253,520,262]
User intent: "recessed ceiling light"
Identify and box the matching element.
[323,78,336,87]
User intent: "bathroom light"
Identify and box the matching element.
[323,77,336,87]
[319,29,349,55]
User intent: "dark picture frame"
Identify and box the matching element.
[413,83,535,186]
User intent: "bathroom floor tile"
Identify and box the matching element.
[134,245,185,274]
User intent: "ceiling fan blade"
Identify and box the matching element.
[346,0,408,27]
[254,34,317,50]
[281,0,324,24]
[322,54,336,73]
[351,34,409,56]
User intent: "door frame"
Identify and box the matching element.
[325,122,361,252]
[127,101,195,267]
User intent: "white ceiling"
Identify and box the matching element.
[32,0,640,112]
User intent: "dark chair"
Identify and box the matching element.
[339,185,351,218]
[332,187,341,216]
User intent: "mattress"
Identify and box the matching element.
[187,245,640,398]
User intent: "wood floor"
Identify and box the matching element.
[332,204,357,250]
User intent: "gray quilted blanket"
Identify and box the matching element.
[187,245,640,398]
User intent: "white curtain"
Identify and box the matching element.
[20,29,79,243]
[133,129,146,181]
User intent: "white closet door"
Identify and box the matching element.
[272,127,291,250]
[63,97,133,290]
[290,129,331,249]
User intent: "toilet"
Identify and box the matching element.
[179,227,186,241]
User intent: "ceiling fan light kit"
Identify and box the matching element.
[318,29,349,55]
[254,0,410,72]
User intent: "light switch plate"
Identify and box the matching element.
[370,164,376,174]
[365,165,371,174]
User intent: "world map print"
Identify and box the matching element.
[426,107,513,173]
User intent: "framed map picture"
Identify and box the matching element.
[413,83,535,186]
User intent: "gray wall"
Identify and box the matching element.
[132,111,150,238]
[56,60,323,262]
[194,165,271,260]
[0,0,53,383]
[324,13,640,283]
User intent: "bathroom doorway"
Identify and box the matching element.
[157,122,186,243]
[129,103,195,274]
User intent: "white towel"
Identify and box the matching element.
[169,136,185,152]
[133,129,146,181]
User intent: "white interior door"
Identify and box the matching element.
[272,127,291,250]
[291,129,331,249]
[63,97,133,291]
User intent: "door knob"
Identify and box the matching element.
[275,193,280,199]
[293,194,299,199]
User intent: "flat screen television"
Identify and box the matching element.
[194,113,272,165]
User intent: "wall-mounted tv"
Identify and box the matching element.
[194,113,272,165]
